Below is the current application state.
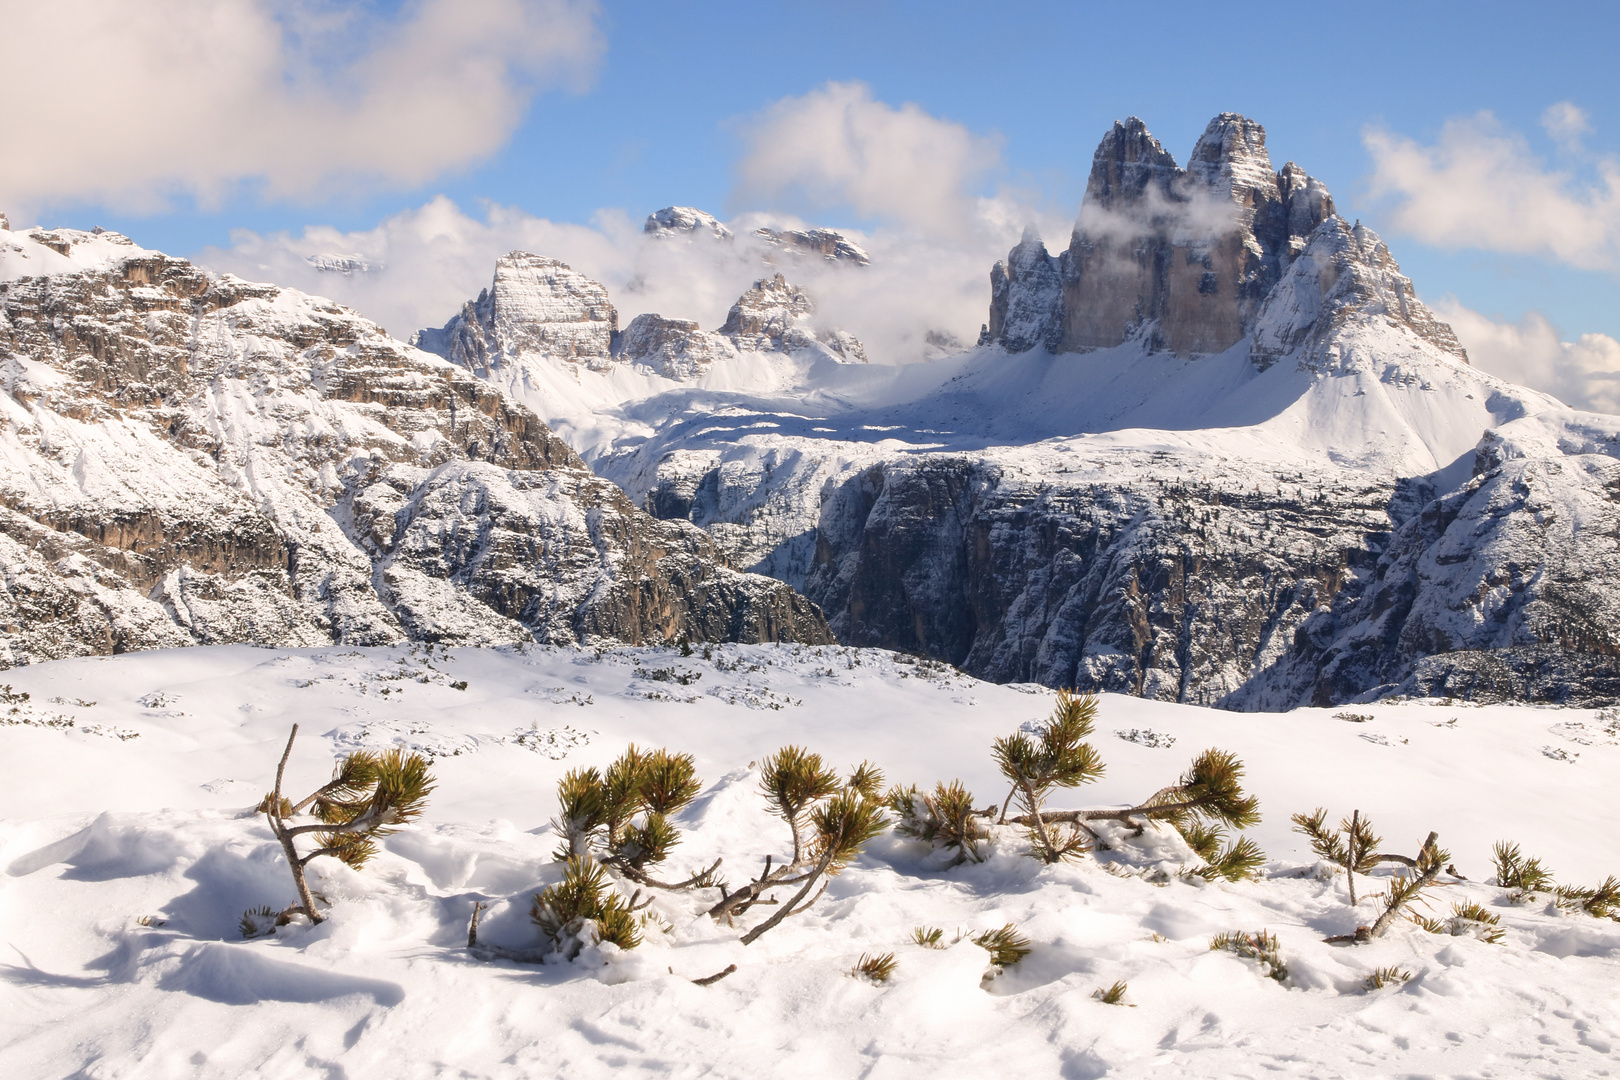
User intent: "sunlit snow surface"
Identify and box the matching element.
[2,643,1619,1077]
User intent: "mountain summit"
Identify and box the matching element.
[986,114,1464,363]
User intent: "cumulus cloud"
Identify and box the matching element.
[1435,299,1620,414]
[0,0,602,216]
[201,83,1072,364]
[1542,101,1592,151]
[731,81,1005,238]
[1364,110,1620,271]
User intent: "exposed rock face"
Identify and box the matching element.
[617,313,737,380]
[0,228,831,666]
[753,227,870,266]
[415,253,618,372]
[985,231,1063,353]
[1242,411,1620,706]
[1249,218,1467,368]
[988,114,1340,357]
[719,274,866,362]
[644,207,733,241]
[719,274,816,349]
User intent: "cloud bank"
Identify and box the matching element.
[0,0,603,216]
[1436,300,1620,414]
[202,82,1070,365]
[1364,107,1620,271]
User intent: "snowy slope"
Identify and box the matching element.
[3,643,1620,1077]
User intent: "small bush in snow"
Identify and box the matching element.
[973,923,1032,969]
[1210,930,1287,983]
[1492,840,1554,900]
[1092,980,1131,1005]
[551,745,716,890]
[531,856,644,957]
[1361,966,1411,992]
[1414,900,1504,944]
[707,748,888,944]
[888,780,987,865]
[1554,877,1620,921]
[1292,808,1383,904]
[911,926,946,949]
[261,723,435,925]
[993,690,1105,862]
[852,952,897,982]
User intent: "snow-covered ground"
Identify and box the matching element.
[3,643,1618,1078]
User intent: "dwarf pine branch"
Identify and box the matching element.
[888,780,987,865]
[1327,831,1448,944]
[531,856,642,958]
[1291,807,1383,904]
[263,724,434,924]
[994,690,1105,862]
[548,745,715,889]
[1006,742,1263,874]
[710,748,886,944]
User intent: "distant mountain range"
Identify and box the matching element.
[4,113,1617,706]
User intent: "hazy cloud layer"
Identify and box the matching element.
[0,0,603,216]
[202,82,1072,364]
[1364,108,1620,271]
[1437,299,1620,413]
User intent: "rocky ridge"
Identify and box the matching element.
[0,222,830,666]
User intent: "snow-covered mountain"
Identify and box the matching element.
[0,224,830,666]
[408,116,1620,708]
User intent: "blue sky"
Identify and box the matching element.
[6,0,1618,403]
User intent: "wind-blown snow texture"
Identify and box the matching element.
[0,223,830,665]
[3,643,1620,1077]
[406,114,1617,709]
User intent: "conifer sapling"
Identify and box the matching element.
[261,723,434,925]
[708,748,887,944]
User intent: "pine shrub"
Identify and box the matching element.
[531,856,643,957]
[1210,930,1288,983]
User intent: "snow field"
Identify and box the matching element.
[2,643,1619,1078]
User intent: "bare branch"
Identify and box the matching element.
[739,851,834,945]
[692,963,738,986]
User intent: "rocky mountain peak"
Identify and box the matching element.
[0,212,9,231]
[415,252,618,373]
[1185,112,1277,209]
[1083,117,1181,213]
[753,226,870,266]
[988,113,1411,361]
[644,206,733,241]
[1250,217,1468,368]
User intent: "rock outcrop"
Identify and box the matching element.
[718,274,866,362]
[753,226,870,266]
[0,228,831,666]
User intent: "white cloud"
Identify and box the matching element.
[731,82,1005,238]
[0,0,603,217]
[1363,111,1620,271]
[1435,299,1620,414]
[1542,101,1592,151]
[200,85,1072,365]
